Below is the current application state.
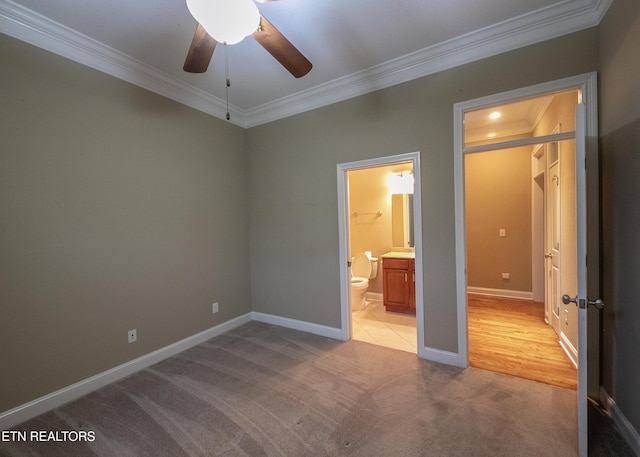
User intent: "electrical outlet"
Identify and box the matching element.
[212,302,219,314]
[128,329,137,344]
[501,273,510,279]
[499,228,506,237]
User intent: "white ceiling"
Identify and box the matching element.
[464,95,555,144]
[1,0,610,127]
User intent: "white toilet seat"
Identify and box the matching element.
[351,277,368,287]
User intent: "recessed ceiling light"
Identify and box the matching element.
[489,111,501,120]
[487,132,497,138]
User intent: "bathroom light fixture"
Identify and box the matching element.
[186,0,260,45]
[389,172,414,195]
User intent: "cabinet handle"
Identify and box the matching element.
[405,273,407,282]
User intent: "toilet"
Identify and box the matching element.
[351,252,378,311]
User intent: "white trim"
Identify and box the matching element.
[463,131,576,155]
[251,312,343,340]
[559,332,579,368]
[0,0,612,128]
[467,287,533,300]
[365,292,383,303]
[601,388,640,456]
[531,153,545,303]
[336,162,352,342]
[421,347,465,368]
[336,152,426,360]
[0,0,246,127]
[453,92,469,369]
[0,311,342,429]
[0,313,253,430]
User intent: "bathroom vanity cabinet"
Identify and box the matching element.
[381,255,415,314]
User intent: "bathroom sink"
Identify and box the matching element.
[381,251,415,259]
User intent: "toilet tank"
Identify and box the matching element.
[370,257,378,279]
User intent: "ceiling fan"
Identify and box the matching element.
[183,0,312,78]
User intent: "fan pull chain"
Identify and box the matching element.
[224,44,231,121]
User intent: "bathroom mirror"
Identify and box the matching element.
[391,193,414,248]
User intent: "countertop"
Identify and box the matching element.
[381,251,415,259]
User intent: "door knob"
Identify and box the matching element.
[562,294,604,309]
[588,299,604,310]
[544,252,554,258]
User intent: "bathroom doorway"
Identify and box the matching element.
[336,152,424,356]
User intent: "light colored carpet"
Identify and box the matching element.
[1,321,577,456]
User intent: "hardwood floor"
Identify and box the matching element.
[468,294,577,390]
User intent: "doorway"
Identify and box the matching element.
[462,90,580,387]
[336,152,425,357]
[348,163,416,353]
[453,73,600,456]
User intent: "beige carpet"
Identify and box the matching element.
[1,321,577,456]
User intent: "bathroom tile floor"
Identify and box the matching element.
[352,300,417,353]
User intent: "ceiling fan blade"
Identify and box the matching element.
[183,24,217,73]
[252,15,312,78]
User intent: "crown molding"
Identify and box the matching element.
[1,0,611,128]
[0,0,248,127]
[245,0,611,127]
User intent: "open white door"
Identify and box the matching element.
[562,102,603,457]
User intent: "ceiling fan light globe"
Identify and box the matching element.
[186,0,260,45]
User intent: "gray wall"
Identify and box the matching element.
[2,22,615,421]
[246,28,599,353]
[0,35,251,412]
[599,0,640,437]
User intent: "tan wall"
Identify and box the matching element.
[348,164,412,293]
[0,35,251,413]
[465,146,533,292]
[465,90,579,303]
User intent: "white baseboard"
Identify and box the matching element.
[558,331,578,368]
[1,310,456,431]
[0,313,252,430]
[251,312,343,340]
[419,346,465,367]
[365,292,383,302]
[601,387,640,456]
[467,287,533,300]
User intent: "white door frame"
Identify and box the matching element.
[337,152,425,358]
[453,72,598,457]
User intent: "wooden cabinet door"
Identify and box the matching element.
[382,258,414,314]
[384,268,410,307]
